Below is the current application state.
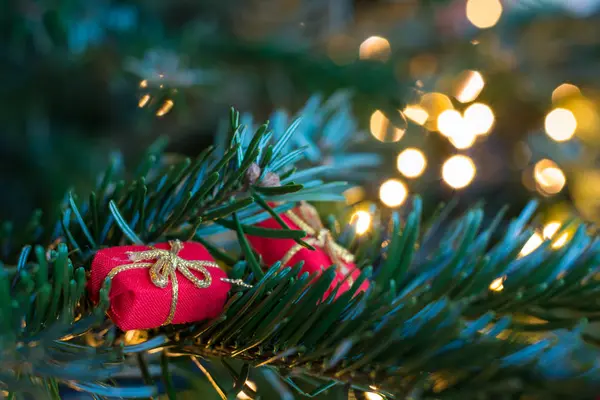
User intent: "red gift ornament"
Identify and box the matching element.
[89,240,231,331]
[247,202,369,298]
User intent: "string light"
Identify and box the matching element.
[489,276,505,292]
[534,159,566,195]
[545,108,577,142]
[437,110,463,137]
[156,99,174,117]
[403,105,429,126]
[466,0,503,29]
[365,393,384,400]
[464,103,495,135]
[138,94,151,108]
[455,71,485,103]
[351,211,372,235]
[520,232,543,256]
[420,92,454,131]
[442,155,476,189]
[359,36,391,62]
[370,110,405,142]
[543,221,569,248]
[397,148,427,178]
[237,381,257,400]
[140,80,148,88]
[379,179,408,208]
[552,83,580,103]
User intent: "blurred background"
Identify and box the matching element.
[4,0,600,248]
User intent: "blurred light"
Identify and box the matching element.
[237,381,257,400]
[442,155,476,189]
[140,80,148,88]
[464,103,495,135]
[449,128,477,150]
[534,159,566,195]
[344,186,366,204]
[543,221,569,248]
[124,330,147,345]
[564,97,599,141]
[437,110,463,137]
[370,110,405,142]
[352,211,372,235]
[489,277,505,292]
[397,148,427,178]
[552,83,580,103]
[545,108,577,142]
[156,99,174,117]
[359,36,391,62]
[379,179,408,207]
[466,0,503,29]
[420,93,454,131]
[520,232,543,256]
[365,393,383,400]
[138,94,151,108]
[455,71,485,103]
[403,105,429,126]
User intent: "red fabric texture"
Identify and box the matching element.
[89,241,230,331]
[246,210,369,299]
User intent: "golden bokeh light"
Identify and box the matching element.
[545,108,577,142]
[344,186,366,204]
[420,92,454,131]
[397,148,427,178]
[138,94,151,108]
[379,179,408,208]
[442,155,476,189]
[520,232,543,256]
[237,381,257,400]
[489,276,505,292]
[464,103,495,135]
[437,109,463,137]
[552,83,580,103]
[466,0,503,29]
[455,70,485,103]
[449,128,477,150]
[403,105,429,126]
[156,99,174,117]
[534,159,566,195]
[365,393,384,400]
[543,221,569,248]
[140,80,148,88]
[351,211,372,235]
[359,36,391,62]
[370,110,405,142]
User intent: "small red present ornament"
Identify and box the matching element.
[89,240,231,331]
[247,202,369,298]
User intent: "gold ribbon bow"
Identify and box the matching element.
[107,240,220,326]
[281,202,355,280]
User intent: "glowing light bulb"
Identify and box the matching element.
[365,393,384,400]
[352,211,372,235]
[489,277,505,292]
[437,110,463,137]
[370,110,405,142]
[552,83,580,103]
[520,232,543,256]
[403,105,429,126]
[543,221,569,248]
[464,103,495,135]
[442,155,476,189]
[138,94,151,108]
[534,159,566,195]
[466,0,503,29]
[545,108,577,142]
[456,71,485,103]
[156,99,174,116]
[237,381,257,400]
[397,148,427,178]
[359,36,391,62]
[379,179,408,208]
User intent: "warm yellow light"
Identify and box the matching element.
[379,179,408,208]
[403,105,429,126]
[397,148,427,178]
[237,381,257,400]
[370,110,405,142]
[359,36,391,62]
[456,71,485,103]
[466,0,503,29]
[365,393,383,400]
[156,99,174,117]
[442,155,476,189]
[420,92,454,131]
[437,110,463,137]
[543,221,569,248]
[534,159,566,195]
[352,211,372,235]
[489,277,505,292]
[344,186,366,204]
[140,79,148,88]
[449,129,477,150]
[545,108,577,142]
[464,103,495,135]
[552,83,580,103]
[520,232,543,256]
[138,94,151,108]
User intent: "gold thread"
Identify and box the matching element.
[106,240,219,326]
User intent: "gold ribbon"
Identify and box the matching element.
[107,240,220,326]
[281,202,355,283]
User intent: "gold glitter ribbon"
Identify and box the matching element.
[107,240,219,326]
[281,202,355,281]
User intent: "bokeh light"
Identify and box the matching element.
[420,92,454,131]
[352,211,372,235]
[370,110,405,142]
[466,0,503,29]
[442,155,476,189]
[489,277,505,292]
[359,36,391,62]
[237,381,257,400]
[379,179,408,207]
[365,393,383,400]
[534,159,566,195]
[455,71,485,103]
[520,232,543,256]
[545,108,577,142]
[397,148,427,178]
[403,105,429,126]
[543,221,569,248]
[464,103,495,135]
[138,94,150,108]
[552,83,580,103]
[156,99,174,116]
[437,109,463,137]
